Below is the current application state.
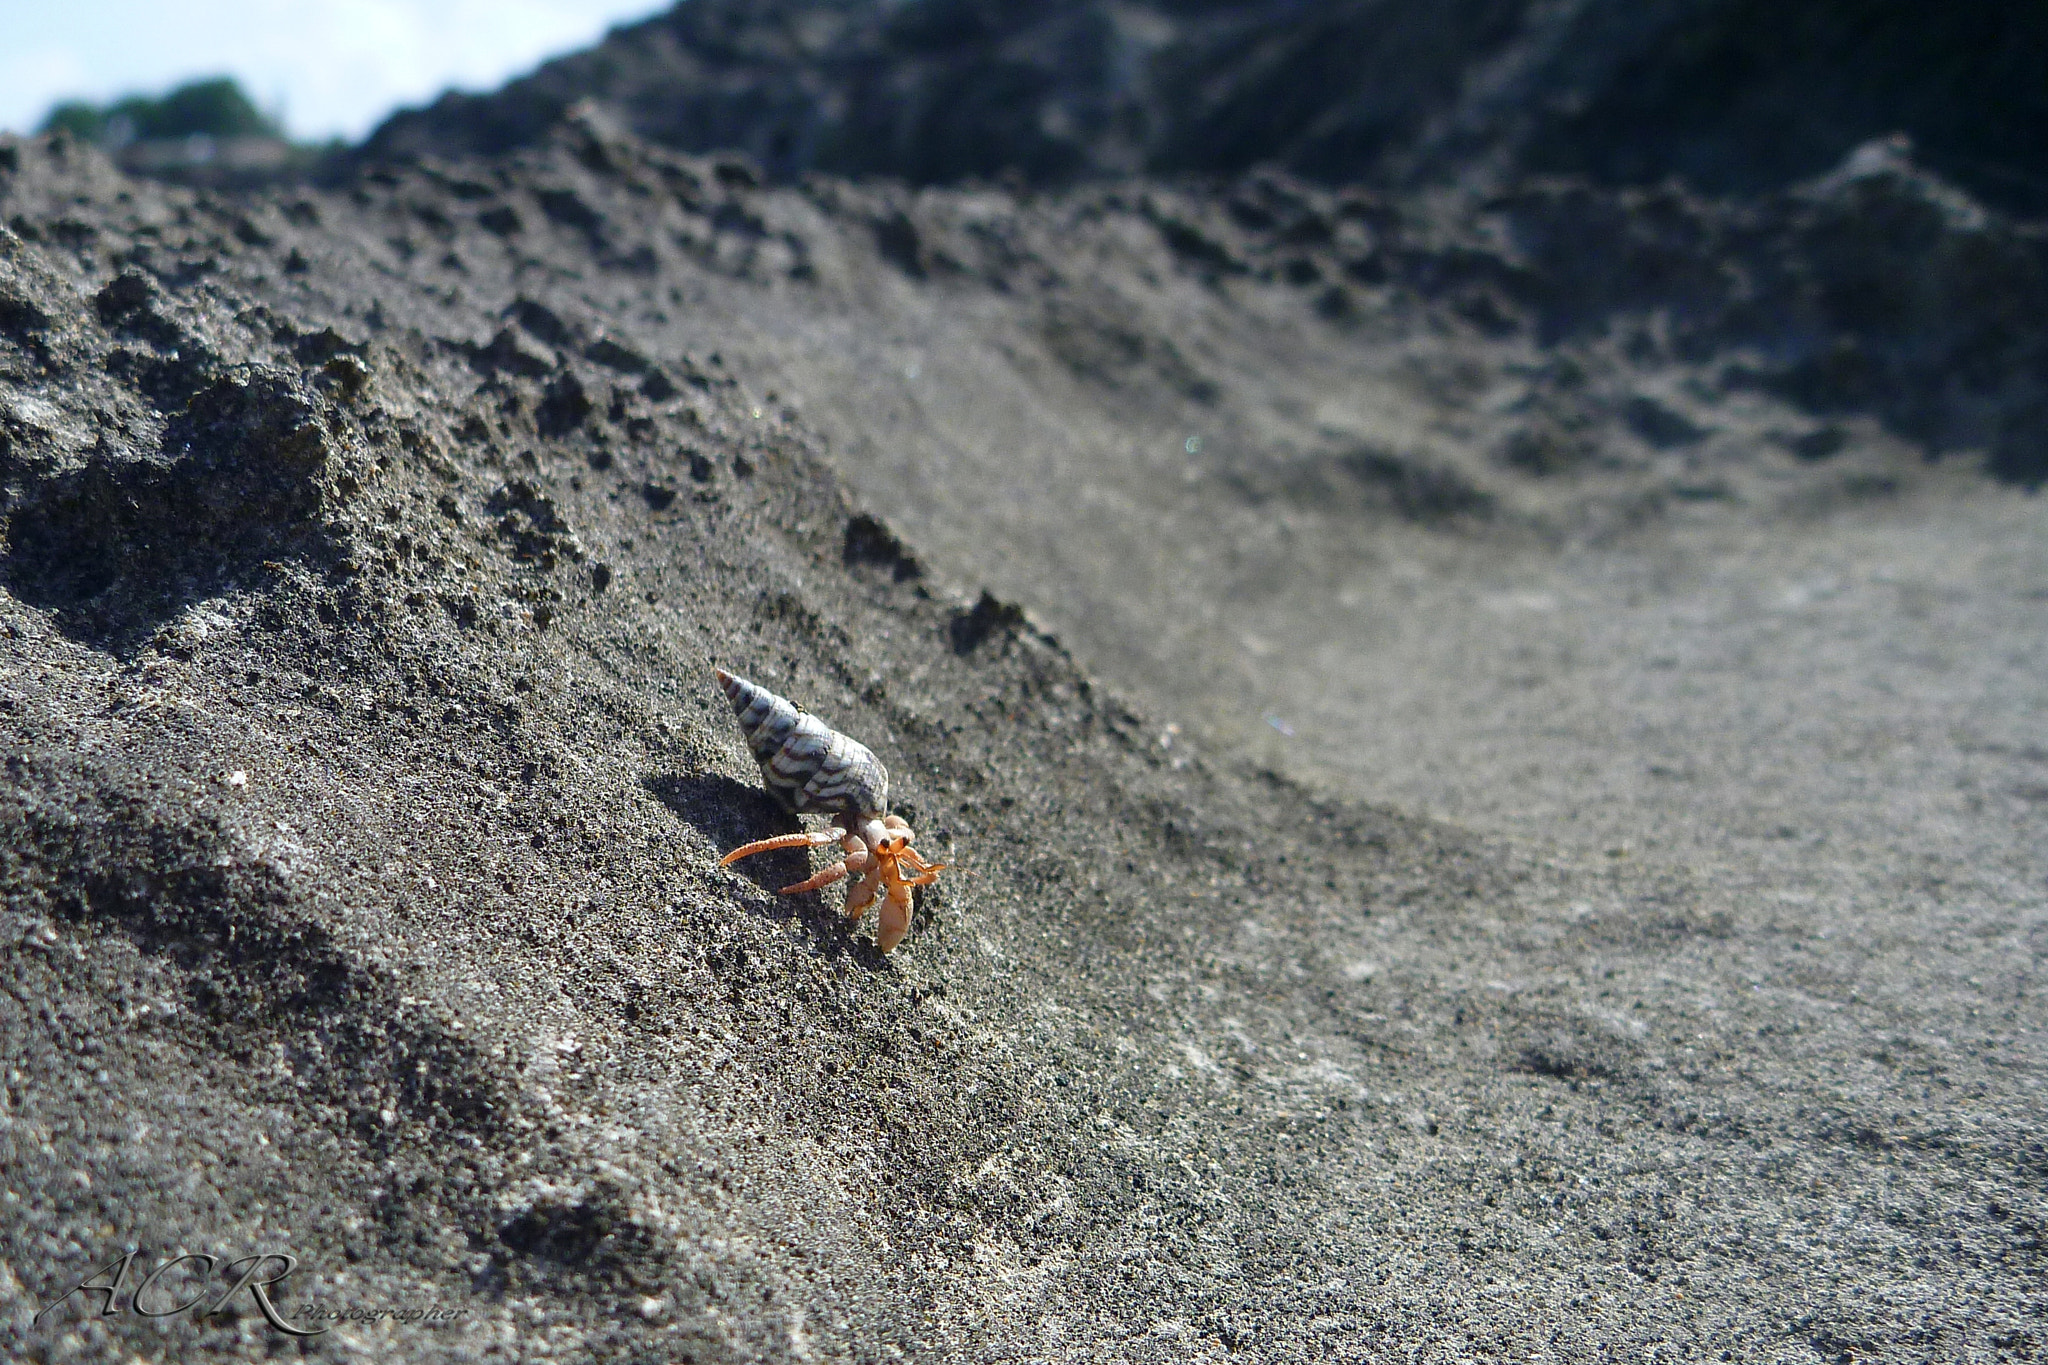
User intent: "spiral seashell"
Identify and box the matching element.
[715,668,889,820]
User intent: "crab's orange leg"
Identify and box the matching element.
[844,863,884,920]
[719,828,840,866]
[780,862,851,895]
[896,845,943,874]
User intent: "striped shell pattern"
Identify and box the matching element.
[716,668,889,820]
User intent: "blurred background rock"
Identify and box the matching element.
[29,2,2047,215]
[354,0,2048,215]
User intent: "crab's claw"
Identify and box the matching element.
[877,876,915,953]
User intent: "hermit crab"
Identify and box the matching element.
[714,668,946,952]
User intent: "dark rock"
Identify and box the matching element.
[1245,444,1496,524]
[477,203,523,236]
[1622,396,1710,448]
[507,297,576,348]
[1499,420,1599,476]
[950,590,1027,653]
[1784,425,1849,461]
[585,335,650,373]
[357,1,2048,216]
[92,270,157,327]
[536,187,603,233]
[843,511,923,583]
[874,209,925,278]
[1510,1011,1643,1084]
[497,1188,654,1273]
[287,325,367,367]
[486,479,584,568]
[0,285,52,337]
[467,327,553,378]
[2,366,347,635]
[535,371,593,436]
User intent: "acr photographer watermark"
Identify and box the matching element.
[34,1249,469,1338]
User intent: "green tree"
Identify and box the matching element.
[39,101,109,143]
[38,77,283,145]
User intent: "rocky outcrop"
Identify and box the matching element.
[360,0,2048,215]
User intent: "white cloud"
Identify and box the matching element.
[0,0,666,141]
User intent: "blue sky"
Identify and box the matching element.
[0,1,667,142]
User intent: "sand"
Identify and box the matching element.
[1,112,2043,1363]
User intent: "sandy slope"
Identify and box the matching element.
[1,117,2043,1364]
